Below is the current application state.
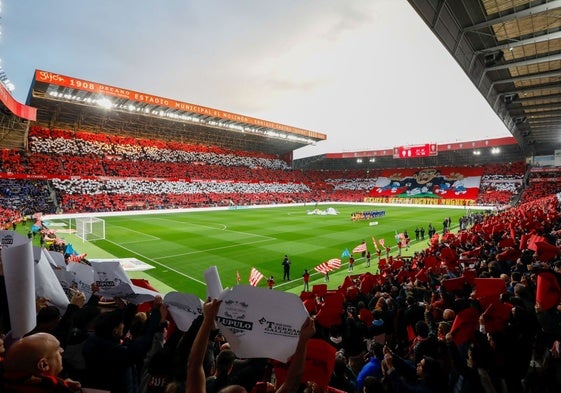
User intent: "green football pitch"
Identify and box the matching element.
[46,204,473,299]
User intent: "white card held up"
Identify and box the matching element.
[217,285,308,362]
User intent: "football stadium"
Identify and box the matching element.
[1,1,561,392]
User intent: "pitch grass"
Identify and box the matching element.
[48,205,471,299]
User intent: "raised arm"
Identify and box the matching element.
[186,298,221,393]
[276,317,316,393]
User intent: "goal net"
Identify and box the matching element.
[75,217,105,241]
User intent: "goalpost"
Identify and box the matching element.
[74,217,106,242]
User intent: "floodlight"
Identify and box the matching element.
[97,98,113,109]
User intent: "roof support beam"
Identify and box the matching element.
[478,30,561,53]
[464,0,561,32]
[525,108,561,116]
[529,116,561,123]
[500,82,561,97]
[508,101,561,112]
[483,52,561,95]
[511,92,561,104]
[486,52,561,72]
[492,70,561,85]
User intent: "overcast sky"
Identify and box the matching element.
[0,0,511,159]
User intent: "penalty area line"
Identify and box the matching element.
[103,238,206,286]
[110,225,161,241]
[153,238,276,261]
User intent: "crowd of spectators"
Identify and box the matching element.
[3,127,558,216]
[521,168,561,204]
[2,129,396,212]
[470,163,526,206]
[52,178,313,212]
[1,126,561,392]
[0,206,22,229]
[0,179,57,215]
[1,189,561,392]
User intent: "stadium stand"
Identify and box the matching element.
[1,7,560,387]
[2,126,545,214]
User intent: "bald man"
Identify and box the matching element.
[3,332,81,392]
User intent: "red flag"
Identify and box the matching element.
[442,232,456,243]
[528,235,546,251]
[536,272,561,311]
[249,267,264,286]
[131,278,159,292]
[353,243,367,253]
[440,247,457,263]
[509,224,516,243]
[391,258,404,270]
[519,233,530,250]
[314,263,331,274]
[340,276,354,291]
[496,248,520,262]
[315,293,345,328]
[395,269,408,283]
[415,268,428,282]
[536,241,560,262]
[360,273,376,294]
[303,298,317,314]
[441,277,466,293]
[474,278,506,300]
[346,285,360,300]
[312,284,328,297]
[131,278,160,313]
[423,255,439,269]
[450,307,479,346]
[462,269,477,286]
[327,258,341,270]
[300,291,315,301]
[481,302,512,333]
[274,339,337,389]
[406,325,416,342]
[498,238,515,248]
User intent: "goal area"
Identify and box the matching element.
[74,217,105,241]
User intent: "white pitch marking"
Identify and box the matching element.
[153,238,276,260]
[102,238,206,286]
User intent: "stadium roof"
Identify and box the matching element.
[293,136,525,170]
[25,70,326,156]
[408,0,561,157]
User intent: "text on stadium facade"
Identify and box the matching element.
[35,70,325,140]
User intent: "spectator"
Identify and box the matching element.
[3,332,82,392]
[82,296,167,392]
[355,342,383,392]
[383,351,446,393]
[186,298,316,393]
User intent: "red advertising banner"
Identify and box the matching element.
[35,70,325,140]
[393,143,437,158]
[325,138,518,160]
[0,82,37,121]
